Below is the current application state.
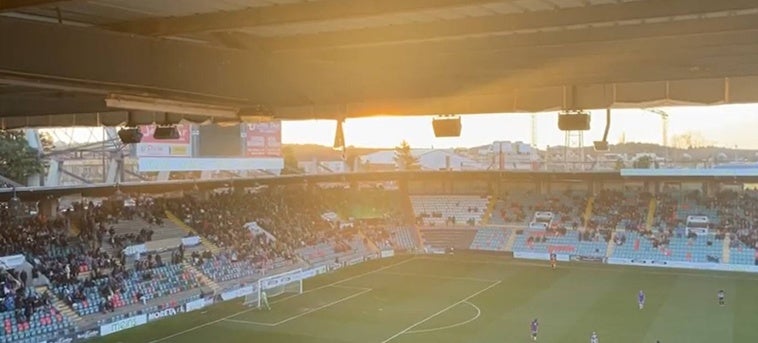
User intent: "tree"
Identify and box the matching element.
[671,131,710,149]
[614,159,626,171]
[0,130,45,184]
[281,145,302,175]
[394,140,420,170]
[633,155,653,169]
[38,131,55,154]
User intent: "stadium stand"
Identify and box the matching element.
[411,195,489,226]
[6,184,758,342]
[469,227,511,252]
[491,191,587,227]
[420,227,477,250]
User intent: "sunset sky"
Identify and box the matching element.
[282,104,758,149]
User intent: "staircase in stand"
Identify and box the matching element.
[582,196,594,228]
[358,230,380,253]
[646,198,657,230]
[183,262,222,294]
[69,220,81,237]
[605,232,617,258]
[722,235,731,264]
[47,288,83,326]
[414,226,426,249]
[504,230,518,251]
[481,196,496,225]
[165,211,220,254]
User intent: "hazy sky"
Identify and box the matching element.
[282,104,758,149]
[50,103,757,149]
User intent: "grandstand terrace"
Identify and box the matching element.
[2,171,758,342]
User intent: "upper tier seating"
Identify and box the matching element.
[411,195,489,226]
[589,190,650,231]
[491,191,586,227]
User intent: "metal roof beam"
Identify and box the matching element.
[260,0,758,51]
[104,0,502,37]
[0,0,70,12]
[0,16,286,106]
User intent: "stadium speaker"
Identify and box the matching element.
[117,128,143,144]
[153,126,180,140]
[558,113,590,131]
[432,116,462,137]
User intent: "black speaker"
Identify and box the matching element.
[117,128,143,144]
[154,126,180,140]
[558,113,590,131]
[432,117,462,137]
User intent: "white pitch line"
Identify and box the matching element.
[148,257,417,343]
[405,301,481,334]
[223,288,372,327]
[330,284,374,291]
[378,271,498,283]
[379,280,501,343]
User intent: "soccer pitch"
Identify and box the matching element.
[94,253,758,343]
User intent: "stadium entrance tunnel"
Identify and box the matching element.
[405,301,481,335]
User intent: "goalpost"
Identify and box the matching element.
[243,268,304,309]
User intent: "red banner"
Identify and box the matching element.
[138,124,191,144]
[244,121,281,157]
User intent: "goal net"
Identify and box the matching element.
[243,268,304,309]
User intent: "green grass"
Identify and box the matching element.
[94,253,758,343]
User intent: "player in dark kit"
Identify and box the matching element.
[718,289,725,306]
[550,253,557,270]
[530,318,539,341]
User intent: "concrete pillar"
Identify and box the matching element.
[38,197,59,220]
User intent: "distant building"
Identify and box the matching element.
[358,149,485,171]
[298,160,349,174]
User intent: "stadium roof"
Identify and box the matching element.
[2,0,758,128]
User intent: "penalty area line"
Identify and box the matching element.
[223,287,372,327]
[148,257,417,343]
[379,280,501,343]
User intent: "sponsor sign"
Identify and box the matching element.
[186,298,214,312]
[380,250,395,258]
[347,257,363,266]
[148,305,184,322]
[76,330,99,340]
[136,124,192,157]
[311,265,328,275]
[244,121,281,157]
[513,251,570,261]
[570,255,605,263]
[220,285,255,301]
[608,258,758,273]
[100,314,147,336]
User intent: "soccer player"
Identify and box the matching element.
[261,291,271,311]
[638,290,645,310]
[590,331,599,343]
[717,289,725,306]
[550,253,557,270]
[530,318,539,341]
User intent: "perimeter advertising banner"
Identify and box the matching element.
[244,121,281,157]
[136,124,192,157]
